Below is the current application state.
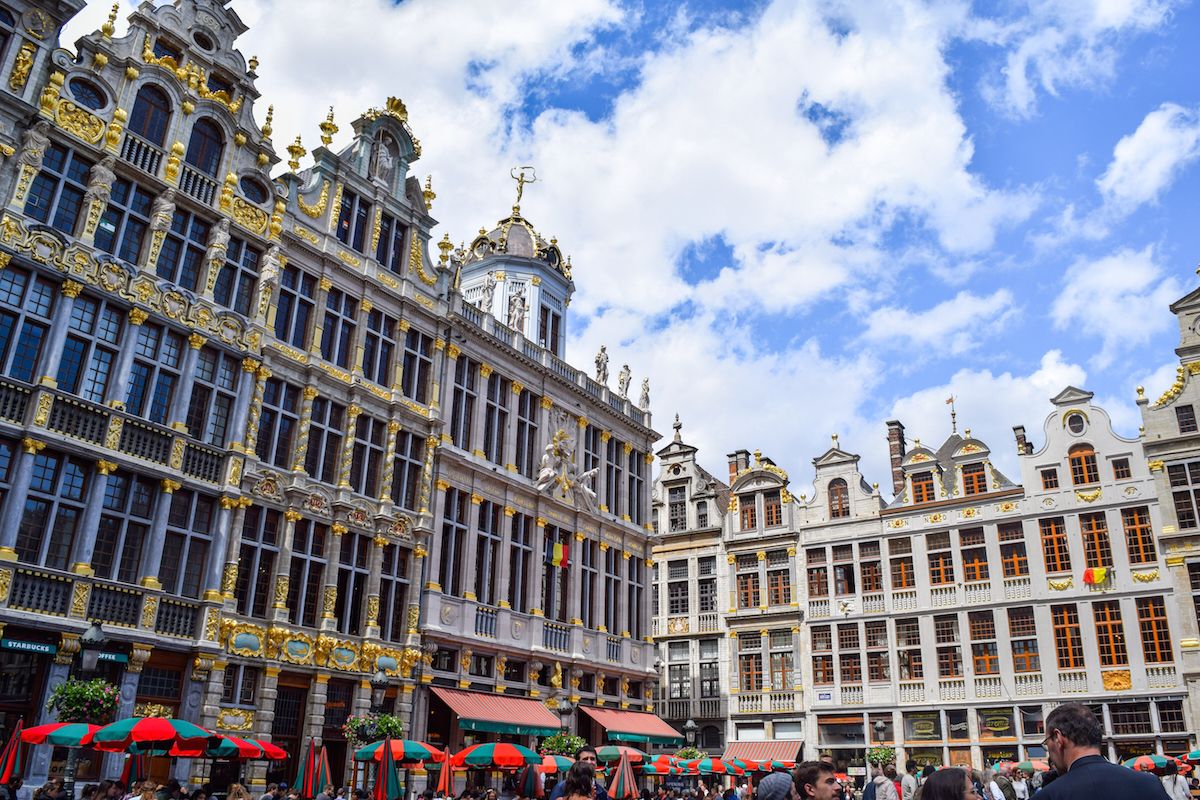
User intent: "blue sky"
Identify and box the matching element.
[69,0,1200,489]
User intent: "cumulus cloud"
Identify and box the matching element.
[860,289,1018,356]
[1051,245,1183,368]
[1097,102,1200,214]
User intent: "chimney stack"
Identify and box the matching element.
[728,449,750,483]
[886,420,906,496]
[1013,425,1031,455]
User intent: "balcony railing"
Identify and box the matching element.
[1147,665,1178,689]
[938,679,966,701]
[663,698,727,720]
[119,132,164,176]
[475,606,497,638]
[605,636,622,663]
[156,598,199,638]
[542,622,570,652]
[1060,671,1088,693]
[1003,576,1032,600]
[87,583,143,628]
[0,381,30,422]
[182,442,223,483]
[697,612,720,632]
[899,681,925,703]
[734,693,761,714]
[770,691,799,711]
[931,586,958,607]
[839,686,863,705]
[10,569,71,616]
[179,165,218,205]
[862,593,885,614]
[963,581,990,605]
[1015,673,1043,695]
[808,599,830,619]
[893,590,917,611]
[119,417,174,464]
[975,676,1002,698]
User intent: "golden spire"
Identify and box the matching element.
[422,175,436,211]
[319,107,337,147]
[248,54,259,73]
[101,3,118,38]
[437,233,453,265]
[261,105,274,139]
[286,135,305,172]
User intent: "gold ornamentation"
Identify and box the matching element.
[164,141,184,184]
[366,595,380,625]
[286,135,305,172]
[409,236,437,286]
[269,199,285,240]
[322,585,337,617]
[69,581,90,617]
[231,198,269,235]
[221,562,238,595]
[21,437,45,455]
[8,43,35,92]
[55,99,105,144]
[422,175,435,210]
[273,575,289,608]
[1148,460,1165,472]
[328,183,343,232]
[1047,577,1073,591]
[337,250,361,268]
[960,507,979,519]
[32,393,52,427]
[39,71,63,116]
[1075,488,1102,503]
[297,181,329,218]
[885,518,908,529]
[216,707,255,732]
[319,107,338,147]
[140,596,158,628]
[104,108,126,153]
[1131,568,1160,582]
[1101,670,1131,691]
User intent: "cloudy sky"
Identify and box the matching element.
[66,0,1200,493]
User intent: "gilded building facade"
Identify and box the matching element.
[0,0,669,790]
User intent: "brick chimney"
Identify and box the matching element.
[1013,425,1031,455]
[727,449,750,483]
[886,420,906,496]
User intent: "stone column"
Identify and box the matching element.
[309,277,333,359]
[363,532,386,639]
[320,524,346,632]
[104,308,148,408]
[437,342,459,440]
[221,499,253,610]
[0,438,47,558]
[291,387,319,472]
[335,403,362,488]
[306,674,329,747]
[202,502,235,599]
[28,638,79,783]
[137,478,182,589]
[416,435,439,517]
[190,658,227,787]
[569,531,584,625]
[496,506,515,609]
[251,666,282,790]
[377,421,401,503]
[470,363,490,459]
[232,359,267,455]
[167,333,207,433]
[35,280,82,385]
[270,510,301,623]
[530,517,548,616]
[69,459,117,575]
[460,493,483,601]
[726,553,738,613]
[100,651,147,780]
[392,320,410,394]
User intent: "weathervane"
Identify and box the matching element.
[510,165,537,207]
[945,394,957,434]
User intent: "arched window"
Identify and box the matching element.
[185,118,224,177]
[828,478,849,518]
[1069,445,1099,486]
[128,84,171,146]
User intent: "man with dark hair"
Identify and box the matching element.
[793,762,839,800]
[547,746,610,800]
[1039,703,1168,799]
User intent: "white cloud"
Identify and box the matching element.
[1051,245,1183,368]
[1097,102,1200,214]
[860,289,1018,356]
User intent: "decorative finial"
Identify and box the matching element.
[437,233,453,265]
[101,2,118,38]
[964,428,971,438]
[261,105,274,139]
[319,106,337,147]
[672,413,682,442]
[1136,385,1145,397]
[913,437,921,447]
[753,449,762,466]
[871,482,879,491]
[831,433,839,445]
[510,165,537,209]
[423,175,436,211]
[286,135,305,172]
[945,394,957,434]
[248,54,259,73]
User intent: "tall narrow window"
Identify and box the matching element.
[55,293,123,403]
[335,189,371,253]
[400,327,433,404]
[160,489,215,598]
[348,414,386,498]
[362,309,398,386]
[1040,517,1071,573]
[449,356,478,451]
[807,566,828,598]
[303,398,345,485]
[390,430,425,511]
[1177,405,1198,434]
[319,288,357,369]
[235,506,280,620]
[375,213,406,273]
[1069,445,1099,486]
[604,547,621,632]
[1136,596,1173,664]
[184,118,224,177]
[580,538,597,628]
[15,451,88,570]
[737,571,761,608]
[628,447,646,525]
[739,495,757,530]
[668,486,687,532]
[213,238,259,316]
[378,544,410,643]
[286,517,327,629]
[508,513,533,614]
[763,490,782,527]
[538,305,561,354]
[94,176,153,264]
[0,268,54,384]
[94,471,154,584]
[482,372,510,466]
[828,478,849,518]
[514,389,539,478]
[1080,512,1113,568]
[969,611,998,675]
[1008,607,1039,672]
[999,522,1028,577]
[334,532,370,635]
[273,264,316,348]
[156,209,209,291]
[128,84,171,146]
[256,378,300,470]
[605,437,625,517]
[1051,604,1084,669]
[627,557,644,638]
[1093,600,1128,667]
[438,488,468,596]
[24,143,92,235]
[767,568,791,606]
[962,463,987,495]
[1122,506,1156,564]
[911,471,935,503]
[541,526,570,622]
[473,501,502,606]
[185,346,239,446]
[126,323,184,424]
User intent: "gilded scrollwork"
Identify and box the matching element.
[231,197,269,235]
[297,180,330,218]
[55,99,105,144]
[8,43,34,92]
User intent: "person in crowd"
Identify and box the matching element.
[1039,702,1168,799]
[258,785,277,800]
[912,768,978,800]
[862,766,879,800]
[548,747,608,800]
[227,785,250,800]
[792,762,840,800]
[1011,771,1028,800]
[901,762,919,800]
[872,766,898,800]
[1162,761,1191,800]
[315,787,334,800]
[188,790,206,800]
[558,764,601,800]
[756,770,793,800]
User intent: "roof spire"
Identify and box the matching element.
[510,165,537,210]
[672,413,682,442]
[945,394,957,434]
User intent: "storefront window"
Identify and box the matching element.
[982,746,1018,767]
[904,712,942,742]
[947,709,970,741]
[1020,707,1044,737]
[1114,740,1156,761]
[978,708,1016,740]
[818,717,866,747]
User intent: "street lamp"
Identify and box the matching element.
[370,669,390,712]
[683,719,697,747]
[80,622,106,676]
[873,720,886,744]
[557,698,574,731]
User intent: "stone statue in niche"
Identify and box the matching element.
[480,272,496,315]
[206,218,231,264]
[17,120,51,170]
[595,345,609,384]
[507,285,527,330]
[84,156,116,206]
[259,244,283,286]
[639,378,650,410]
[617,364,631,398]
[150,188,177,232]
[370,131,398,185]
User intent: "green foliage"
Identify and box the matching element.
[674,747,703,761]
[47,678,120,724]
[867,746,896,766]
[539,733,587,756]
[342,714,406,746]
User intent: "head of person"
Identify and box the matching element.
[189,791,206,800]
[561,762,596,799]
[754,772,793,800]
[905,761,917,776]
[917,769,977,800]
[793,762,838,800]
[1165,761,1180,777]
[1043,702,1103,773]
[921,766,935,780]
[575,746,599,767]
[884,766,897,780]
[228,784,249,800]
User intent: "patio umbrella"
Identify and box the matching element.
[92,717,213,755]
[119,754,149,786]
[538,754,574,774]
[296,740,334,799]
[373,736,404,800]
[609,753,639,800]
[640,763,680,776]
[761,761,794,771]
[451,743,540,769]
[596,746,646,764]
[686,759,744,776]
[0,720,25,782]
[516,766,544,798]
[1181,750,1200,764]
[209,735,266,759]
[1015,760,1049,773]
[20,723,98,748]
[726,759,757,773]
[355,739,445,764]
[249,739,287,761]
[1122,755,1181,774]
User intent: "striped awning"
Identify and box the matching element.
[579,706,683,745]
[430,687,561,736]
[722,741,802,763]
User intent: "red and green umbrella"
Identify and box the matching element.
[1122,754,1181,774]
[760,760,794,771]
[609,753,639,800]
[296,740,334,799]
[451,743,540,769]
[92,717,213,755]
[20,723,99,748]
[640,763,681,776]
[1015,760,1050,773]
[1182,750,1200,765]
[119,754,149,786]
[685,758,744,776]
[355,739,445,764]
[538,754,574,774]
[209,735,266,759]
[0,720,25,783]
[373,736,404,800]
[517,766,544,798]
[727,759,758,773]
[250,739,287,761]
[596,746,646,764]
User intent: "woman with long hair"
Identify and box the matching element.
[917,769,979,800]
[227,786,251,800]
[558,763,597,800]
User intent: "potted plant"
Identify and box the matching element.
[47,677,120,724]
[342,713,406,747]
[867,745,897,766]
[538,733,586,756]
[674,746,703,761]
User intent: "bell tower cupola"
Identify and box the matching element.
[456,167,574,357]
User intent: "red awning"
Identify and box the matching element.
[722,741,802,763]
[579,706,683,745]
[430,687,561,736]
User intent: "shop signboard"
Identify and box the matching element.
[978,709,1015,740]
[1,638,54,654]
[904,712,942,742]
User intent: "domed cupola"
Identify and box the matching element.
[456,169,575,358]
